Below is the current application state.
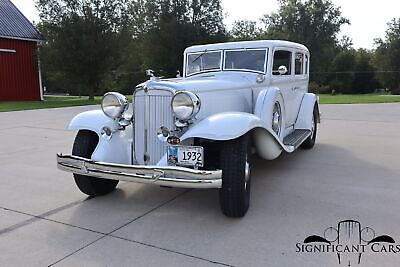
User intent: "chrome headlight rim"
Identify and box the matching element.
[171,91,201,121]
[101,92,129,119]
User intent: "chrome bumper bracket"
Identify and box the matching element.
[56,154,222,189]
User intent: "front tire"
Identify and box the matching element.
[219,133,252,217]
[72,130,119,197]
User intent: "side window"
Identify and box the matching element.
[304,54,309,74]
[295,53,303,75]
[273,50,292,75]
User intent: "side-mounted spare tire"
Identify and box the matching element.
[72,130,119,197]
[219,133,252,217]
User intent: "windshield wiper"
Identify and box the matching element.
[191,49,208,63]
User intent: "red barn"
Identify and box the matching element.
[0,0,43,101]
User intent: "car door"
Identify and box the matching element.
[292,51,309,122]
[271,48,296,128]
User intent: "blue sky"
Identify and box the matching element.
[11,0,400,49]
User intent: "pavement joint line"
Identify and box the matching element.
[0,189,231,266]
[48,189,193,266]
[48,235,107,267]
[105,189,191,236]
[109,235,234,267]
[0,201,102,236]
[0,208,105,236]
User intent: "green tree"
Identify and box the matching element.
[328,50,356,93]
[230,20,261,40]
[328,49,380,94]
[261,0,349,84]
[135,0,227,76]
[375,18,400,94]
[36,0,131,99]
[352,50,380,94]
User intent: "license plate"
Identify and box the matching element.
[167,145,204,167]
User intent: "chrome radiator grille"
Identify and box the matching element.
[133,89,174,165]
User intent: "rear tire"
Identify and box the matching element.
[72,130,119,197]
[219,133,252,217]
[300,105,318,149]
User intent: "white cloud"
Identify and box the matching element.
[10,0,39,23]
[333,0,400,48]
[222,0,400,49]
[222,0,279,27]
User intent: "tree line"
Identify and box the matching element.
[36,0,400,99]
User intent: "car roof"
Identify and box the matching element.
[184,40,309,54]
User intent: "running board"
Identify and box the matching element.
[283,129,311,150]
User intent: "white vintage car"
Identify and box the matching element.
[57,40,320,217]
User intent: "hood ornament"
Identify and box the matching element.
[146,69,156,81]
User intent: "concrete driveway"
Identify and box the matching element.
[0,103,399,267]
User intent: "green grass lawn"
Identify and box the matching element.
[318,94,400,104]
[0,96,102,112]
[1,93,400,112]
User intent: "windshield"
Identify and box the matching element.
[186,48,268,76]
[186,51,222,76]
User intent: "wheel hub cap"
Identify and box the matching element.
[272,102,282,135]
[244,155,251,190]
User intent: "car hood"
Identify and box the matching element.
[139,73,253,93]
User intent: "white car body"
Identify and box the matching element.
[57,40,320,215]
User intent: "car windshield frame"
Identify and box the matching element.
[223,48,268,74]
[185,48,269,77]
[186,50,223,77]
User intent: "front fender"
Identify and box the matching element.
[68,110,120,133]
[180,112,293,160]
[67,109,132,165]
[180,112,264,141]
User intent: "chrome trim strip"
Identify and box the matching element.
[133,87,140,164]
[57,154,222,189]
[135,82,177,93]
[144,86,149,164]
[171,91,201,120]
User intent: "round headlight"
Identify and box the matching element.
[101,92,129,119]
[171,91,201,120]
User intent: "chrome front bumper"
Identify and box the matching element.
[56,154,222,189]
